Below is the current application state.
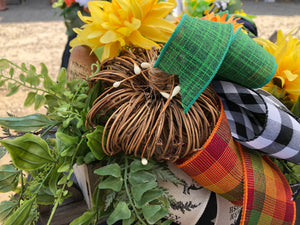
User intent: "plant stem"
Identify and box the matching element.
[40,122,60,138]
[46,138,84,225]
[17,171,25,206]
[1,59,24,71]
[2,74,52,95]
[47,182,67,225]
[124,156,146,225]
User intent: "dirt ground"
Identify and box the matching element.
[0,0,300,202]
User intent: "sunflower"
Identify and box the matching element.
[201,12,243,34]
[255,30,300,102]
[70,0,176,61]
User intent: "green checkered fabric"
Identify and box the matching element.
[154,14,277,113]
[215,29,276,87]
[154,14,233,113]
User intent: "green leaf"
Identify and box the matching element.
[63,117,73,128]
[98,176,123,192]
[48,167,61,194]
[37,187,55,205]
[106,202,131,225]
[135,189,163,208]
[146,208,169,224]
[56,132,78,153]
[40,63,48,77]
[23,211,36,225]
[70,211,96,225]
[0,146,7,159]
[94,163,121,178]
[0,59,10,70]
[161,219,173,225]
[86,80,102,108]
[19,73,26,83]
[131,182,157,201]
[129,159,153,173]
[3,198,35,225]
[86,126,107,160]
[73,102,86,109]
[43,73,56,90]
[76,119,83,129]
[25,67,40,87]
[94,47,104,62]
[45,95,59,112]
[0,133,55,171]
[57,163,71,173]
[21,63,27,71]
[0,201,18,221]
[6,84,20,97]
[9,68,14,78]
[142,205,161,221]
[34,94,46,110]
[0,80,6,87]
[122,213,136,225]
[57,67,67,84]
[24,92,36,107]
[83,152,97,164]
[76,94,88,101]
[291,95,300,118]
[128,171,156,185]
[57,175,67,185]
[0,164,20,192]
[0,113,54,132]
[152,164,182,185]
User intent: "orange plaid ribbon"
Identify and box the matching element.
[176,100,296,225]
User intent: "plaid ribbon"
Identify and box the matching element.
[212,80,300,164]
[176,99,296,225]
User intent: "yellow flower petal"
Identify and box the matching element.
[129,31,159,49]
[117,27,132,36]
[143,17,175,32]
[130,0,143,19]
[150,1,177,18]
[116,0,130,11]
[283,70,298,82]
[87,31,104,39]
[77,11,93,24]
[139,26,171,43]
[101,30,122,44]
[257,30,300,102]
[71,0,176,61]
[124,17,141,31]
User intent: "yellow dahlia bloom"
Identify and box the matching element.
[70,0,176,61]
[201,12,244,34]
[255,30,300,102]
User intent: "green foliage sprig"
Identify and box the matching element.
[0,59,181,225]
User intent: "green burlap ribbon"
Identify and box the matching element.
[154,14,277,113]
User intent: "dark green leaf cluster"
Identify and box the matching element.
[84,155,181,225]
[0,60,180,225]
[271,157,300,199]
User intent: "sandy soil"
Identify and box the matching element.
[0,0,300,202]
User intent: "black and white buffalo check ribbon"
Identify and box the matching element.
[212,80,300,164]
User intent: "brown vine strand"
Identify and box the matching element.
[86,47,220,162]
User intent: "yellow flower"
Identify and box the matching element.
[234,9,247,17]
[201,12,244,34]
[70,0,176,61]
[254,30,300,102]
